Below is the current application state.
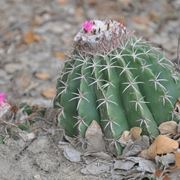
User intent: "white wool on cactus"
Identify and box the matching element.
[74,20,131,54]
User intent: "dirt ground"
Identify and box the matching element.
[0,0,180,179]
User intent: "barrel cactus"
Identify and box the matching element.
[54,20,180,155]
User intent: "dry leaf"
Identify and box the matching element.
[114,160,135,170]
[148,11,160,22]
[127,157,156,173]
[35,72,50,80]
[122,135,149,157]
[155,153,175,167]
[54,51,65,60]
[130,127,142,140]
[57,0,68,5]
[85,120,106,153]
[41,87,56,99]
[158,121,177,135]
[140,135,179,159]
[81,161,110,175]
[23,31,41,44]
[119,130,130,145]
[132,16,150,25]
[84,151,112,160]
[175,151,180,168]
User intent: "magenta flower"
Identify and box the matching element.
[0,92,7,106]
[82,20,94,33]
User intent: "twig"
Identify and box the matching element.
[0,120,18,128]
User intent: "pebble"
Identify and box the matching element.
[4,63,22,74]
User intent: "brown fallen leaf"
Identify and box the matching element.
[23,31,41,44]
[119,130,130,145]
[130,127,142,140]
[41,87,56,99]
[57,0,68,5]
[119,127,142,146]
[175,151,180,168]
[54,51,65,60]
[35,72,50,80]
[85,120,106,153]
[158,121,177,135]
[132,16,150,25]
[140,135,179,159]
[148,11,160,22]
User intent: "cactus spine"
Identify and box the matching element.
[54,20,180,155]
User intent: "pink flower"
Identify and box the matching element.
[82,20,94,33]
[0,92,7,106]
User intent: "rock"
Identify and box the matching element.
[63,145,81,162]
[85,120,106,153]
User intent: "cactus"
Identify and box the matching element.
[54,20,180,155]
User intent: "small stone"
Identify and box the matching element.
[34,71,50,80]
[34,174,42,180]
[5,63,22,74]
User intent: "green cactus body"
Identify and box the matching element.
[54,20,180,155]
